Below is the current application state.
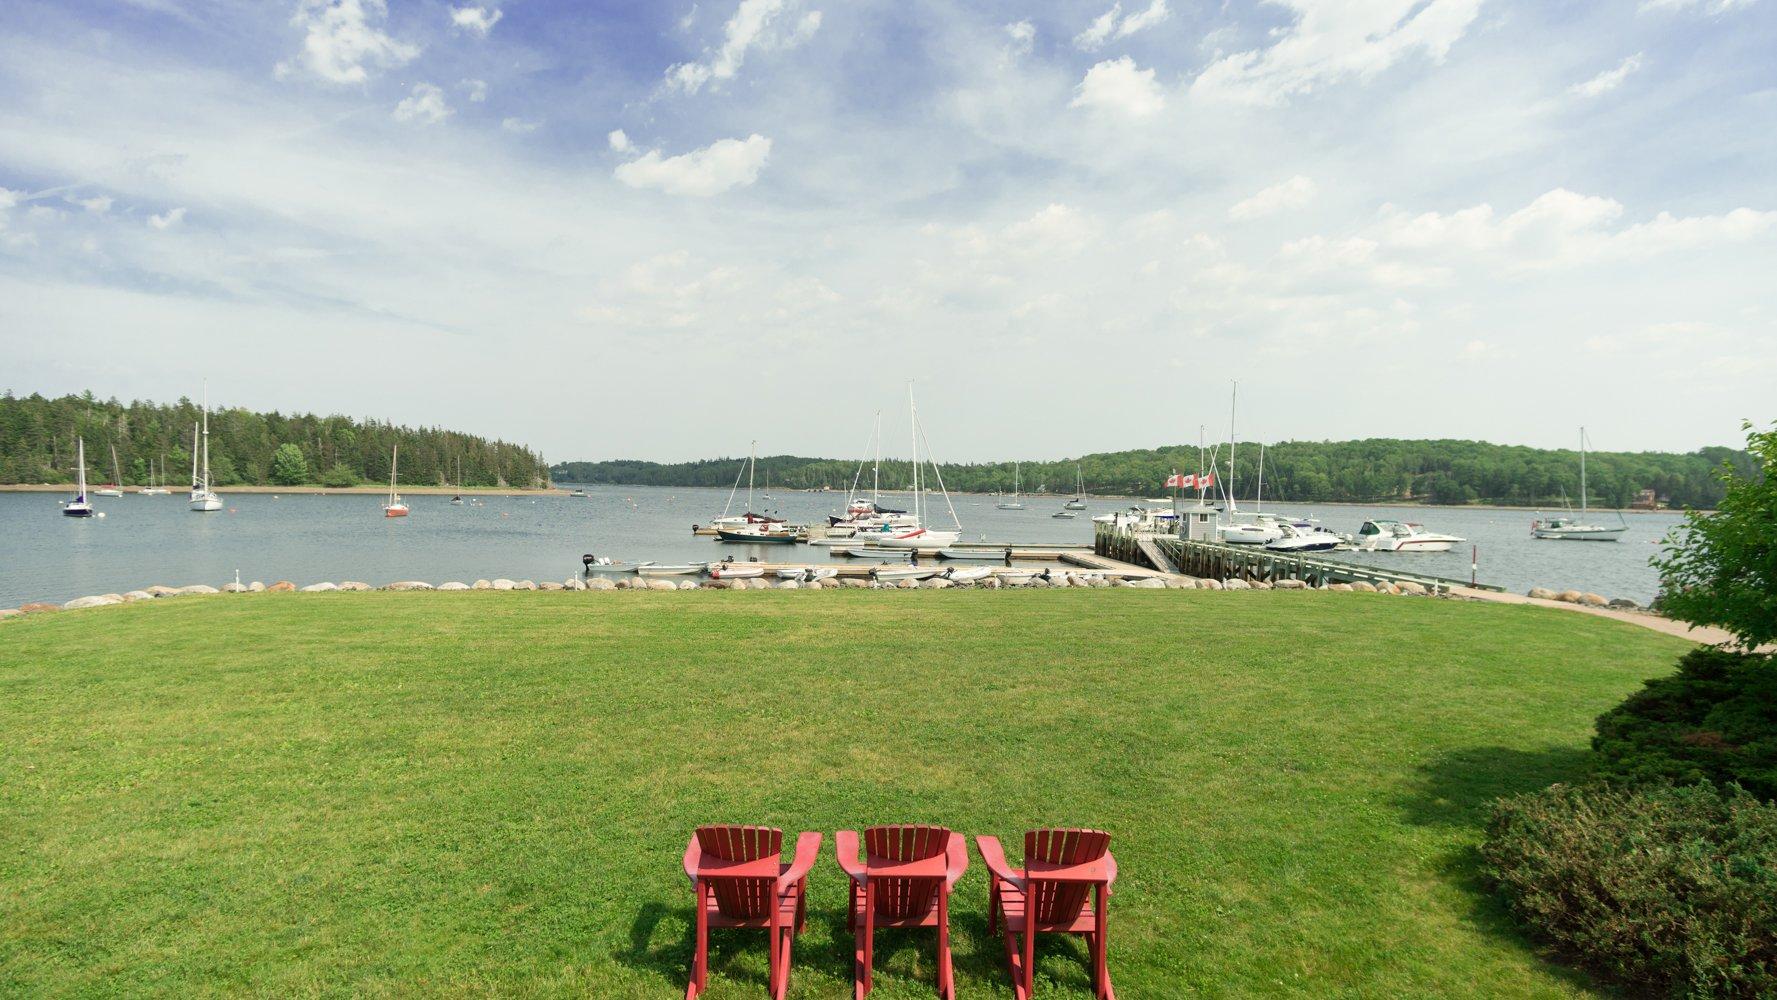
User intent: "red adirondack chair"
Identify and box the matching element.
[976,828,1118,1000]
[835,824,968,999]
[682,825,823,1000]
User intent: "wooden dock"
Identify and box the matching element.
[1095,525,1500,594]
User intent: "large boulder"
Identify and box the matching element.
[1129,577,1166,589]
[145,585,180,598]
[1198,578,1223,590]
[1274,579,1308,590]
[1527,587,1559,601]
[678,580,699,590]
[841,578,870,589]
[1557,590,1585,604]
[1608,597,1640,610]
[338,581,372,591]
[515,580,538,591]
[1326,583,1354,592]
[1396,581,1428,596]
[1577,592,1608,607]
[436,581,471,591]
[267,581,297,593]
[1249,580,1273,590]
[64,595,121,610]
[221,582,249,594]
[299,582,338,593]
[922,577,952,589]
[538,581,563,591]
[492,578,516,591]
[0,608,21,621]
[175,584,220,596]
[472,579,493,590]
[248,581,266,592]
[564,578,586,591]
[123,590,154,602]
[585,578,617,591]
[1349,581,1377,593]
[1223,578,1251,591]
[385,581,434,591]
[18,602,62,614]
[777,580,801,590]
[646,579,678,592]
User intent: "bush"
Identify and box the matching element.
[1483,782,1777,998]
[1593,648,1777,801]
[319,463,359,488]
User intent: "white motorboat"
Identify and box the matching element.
[944,566,992,583]
[1051,510,1077,519]
[872,565,938,582]
[1533,427,1627,542]
[775,566,839,582]
[1354,519,1464,553]
[582,555,636,576]
[871,527,960,550]
[1265,523,1341,552]
[637,562,709,577]
[189,383,223,512]
[63,437,95,517]
[996,463,1026,509]
[1219,519,1282,545]
[836,546,911,561]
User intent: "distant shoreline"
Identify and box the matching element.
[0,484,564,496]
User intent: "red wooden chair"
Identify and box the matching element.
[835,824,968,999]
[682,825,822,1000]
[976,828,1118,1000]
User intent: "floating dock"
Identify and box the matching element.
[1095,525,1501,594]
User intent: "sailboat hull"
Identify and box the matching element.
[189,493,222,512]
[63,504,95,518]
[1533,525,1625,541]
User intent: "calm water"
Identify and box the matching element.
[0,486,1682,607]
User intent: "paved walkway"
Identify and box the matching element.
[1446,585,1757,647]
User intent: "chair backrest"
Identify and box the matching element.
[864,824,951,919]
[696,825,783,919]
[1024,828,1111,925]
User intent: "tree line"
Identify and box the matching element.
[1,391,548,489]
[554,437,1758,509]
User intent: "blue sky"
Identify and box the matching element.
[1,0,1773,462]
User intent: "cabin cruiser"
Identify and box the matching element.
[1265,522,1343,552]
[1354,519,1465,553]
[1219,517,1283,545]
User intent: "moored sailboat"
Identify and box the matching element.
[63,437,95,517]
[1532,427,1627,542]
[383,444,409,517]
[189,384,222,512]
[92,443,125,497]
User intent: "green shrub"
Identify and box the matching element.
[1483,782,1777,998]
[1593,648,1777,801]
[319,463,359,488]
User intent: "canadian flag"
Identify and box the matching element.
[1165,473,1188,488]
[1197,472,1216,491]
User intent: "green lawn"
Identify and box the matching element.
[0,591,1691,998]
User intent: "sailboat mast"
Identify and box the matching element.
[200,382,211,490]
[1227,381,1239,512]
[1256,443,1265,512]
[191,423,200,489]
[908,382,921,524]
[1579,426,1588,516]
[747,440,756,512]
[77,437,87,497]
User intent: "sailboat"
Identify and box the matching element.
[63,437,95,517]
[710,441,786,532]
[1064,465,1087,510]
[139,456,170,495]
[92,443,124,496]
[189,385,222,512]
[1216,383,1281,545]
[449,455,465,504]
[1533,427,1627,541]
[869,383,963,550]
[829,412,916,530]
[384,444,409,517]
[995,462,1026,509]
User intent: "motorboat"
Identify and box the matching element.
[1265,522,1341,553]
[708,560,765,580]
[1220,519,1282,545]
[944,566,992,583]
[835,545,912,561]
[582,554,635,576]
[716,522,798,543]
[637,562,709,577]
[568,488,588,498]
[383,444,409,517]
[1532,427,1627,542]
[1052,510,1077,519]
[64,437,95,517]
[997,570,1037,586]
[776,566,839,582]
[1354,520,1464,552]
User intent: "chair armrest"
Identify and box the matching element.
[1105,850,1118,892]
[944,831,969,887]
[974,835,1023,889]
[835,829,868,885]
[683,835,703,886]
[778,832,823,891]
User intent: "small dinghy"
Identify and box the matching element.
[937,548,1009,562]
[774,566,841,582]
[872,566,938,582]
[708,560,765,580]
[837,546,912,561]
[944,566,992,583]
[637,562,708,577]
[582,554,636,576]
[997,570,1037,586]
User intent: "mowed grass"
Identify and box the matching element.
[0,591,1691,998]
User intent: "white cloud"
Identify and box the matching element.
[1639,0,1757,13]
[1117,0,1170,38]
[1075,4,1122,50]
[607,129,634,153]
[1004,204,1098,258]
[1230,176,1318,220]
[1070,57,1165,118]
[1191,0,1484,106]
[666,0,822,94]
[148,207,186,229]
[1074,1,1168,50]
[613,134,772,196]
[501,117,540,134]
[392,83,452,124]
[463,78,488,103]
[1005,20,1036,58]
[276,0,418,85]
[67,194,114,213]
[449,5,503,37]
[1571,53,1644,97]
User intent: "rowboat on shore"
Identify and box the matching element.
[937,548,1009,562]
[637,562,708,577]
[872,566,938,582]
[582,555,636,576]
[835,546,912,561]
[944,566,992,583]
[708,561,765,579]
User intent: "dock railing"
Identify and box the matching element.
[1094,523,1499,594]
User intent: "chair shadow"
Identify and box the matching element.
[1395,745,1599,992]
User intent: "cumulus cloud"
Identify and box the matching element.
[449,4,502,36]
[392,83,452,124]
[608,129,634,153]
[613,134,772,196]
[1070,57,1165,118]
[1230,176,1317,220]
[1571,53,1644,97]
[462,78,488,102]
[148,207,186,229]
[1076,0,1171,49]
[1191,0,1483,106]
[501,117,540,133]
[276,0,418,85]
[1005,20,1036,57]
[67,194,114,213]
[666,0,822,94]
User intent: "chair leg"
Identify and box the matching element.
[855,883,874,1000]
[987,883,1000,937]
[774,924,793,1000]
[1021,921,1037,1000]
[937,889,954,999]
[687,884,709,999]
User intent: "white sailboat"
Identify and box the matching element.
[139,456,170,495]
[710,441,785,531]
[92,443,125,496]
[870,383,963,550]
[1064,465,1087,510]
[995,462,1025,509]
[383,444,409,517]
[1533,427,1627,542]
[189,386,222,512]
[1216,383,1281,545]
[63,437,95,517]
